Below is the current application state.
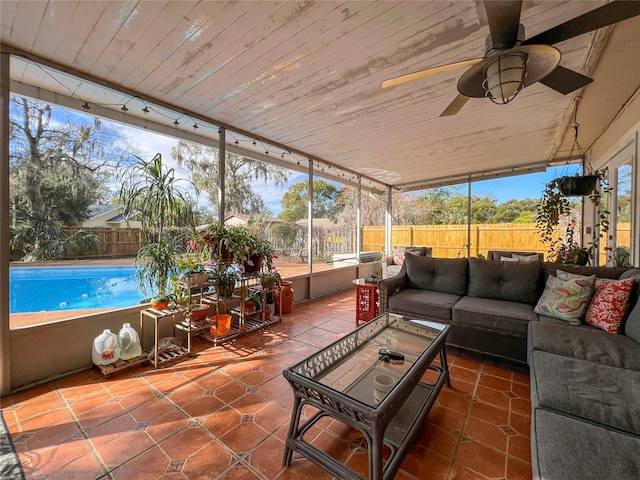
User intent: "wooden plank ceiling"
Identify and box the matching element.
[1,1,638,191]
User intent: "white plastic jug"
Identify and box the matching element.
[92,329,120,365]
[118,323,142,360]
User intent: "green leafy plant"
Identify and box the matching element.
[536,169,610,264]
[119,153,197,300]
[135,236,181,298]
[260,270,281,290]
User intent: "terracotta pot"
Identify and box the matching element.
[150,297,169,310]
[189,304,209,323]
[275,280,294,314]
[210,314,232,337]
[259,308,273,321]
[244,255,264,273]
[181,272,209,286]
[244,300,256,314]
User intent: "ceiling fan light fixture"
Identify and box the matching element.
[483,52,527,104]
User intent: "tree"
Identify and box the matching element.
[279,180,341,223]
[9,96,126,260]
[493,199,539,223]
[172,140,289,216]
[9,96,120,217]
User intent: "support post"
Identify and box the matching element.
[218,127,226,225]
[385,186,392,258]
[1,48,11,394]
[356,176,361,260]
[308,160,314,272]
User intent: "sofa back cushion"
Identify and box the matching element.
[620,268,640,313]
[489,250,544,262]
[468,257,542,305]
[625,300,640,344]
[405,254,468,296]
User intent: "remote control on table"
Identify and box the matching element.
[378,349,405,362]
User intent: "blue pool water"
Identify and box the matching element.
[10,266,146,313]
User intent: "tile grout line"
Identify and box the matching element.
[444,354,483,480]
[53,382,114,480]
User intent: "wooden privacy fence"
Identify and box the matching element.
[363,223,549,259]
[63,227,141,258]
[62,223,630,262]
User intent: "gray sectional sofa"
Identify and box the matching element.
[378,254,640,479]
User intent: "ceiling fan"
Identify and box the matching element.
[381,1,640,116]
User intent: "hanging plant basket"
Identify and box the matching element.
[558,175,598,196]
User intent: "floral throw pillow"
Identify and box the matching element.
[583,278,635,333]
[534,274,596,325]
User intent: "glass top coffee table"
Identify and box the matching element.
[282,312,450,480]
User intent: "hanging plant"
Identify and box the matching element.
[558,174,599,196]
[536,168,610,264]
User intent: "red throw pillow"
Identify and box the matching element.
[583,278,635,333]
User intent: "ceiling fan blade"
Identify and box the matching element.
[381,58,482,89]
[484,0,523,49]
[440,94,470,117]
[539,66,593,95]
[523,0,640,46]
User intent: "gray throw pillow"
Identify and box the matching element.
[404,254,468,296]
[624,299,640,344]
[467,257,542,305]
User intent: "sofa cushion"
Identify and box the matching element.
[624,298,640,344]
[528,322,640,371]
[404,254,468,296]
[512,253,540,262]
[620,268,640,314]
[530,350,640,435]
[543,263,629,280]
[531,408,640,480]
[388,288,460,321]
[583,278,635,333]
[533,274,595,324]
[452,296,536,336]
[489,250,544,262]
[467,257,542,305]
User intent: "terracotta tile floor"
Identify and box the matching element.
[2,289,532,480]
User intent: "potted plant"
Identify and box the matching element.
[176,256,209,286]
[213,267,238,299]
[134,236,181,305]
[248,289,272,320]
[536,168,610,265]
[259,270,281,291]
[169,274,210,323]
[118,152,197,305]
[558,174,599,196]
[245,232,277,273]
[197,224,252,265]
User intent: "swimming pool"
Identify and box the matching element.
[9,266,146,314]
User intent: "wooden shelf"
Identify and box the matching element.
[154,345,190,367]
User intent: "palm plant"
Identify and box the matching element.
[134,236,182,299]
[118,153,197,242]
[119,153,197,299]
[10,208,101,261]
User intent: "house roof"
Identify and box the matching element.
[87,204,120,219]
[88,204,139,223]
[296,218,345,228]
[2,1,639,191]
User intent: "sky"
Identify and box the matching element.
[127,125,581,215]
